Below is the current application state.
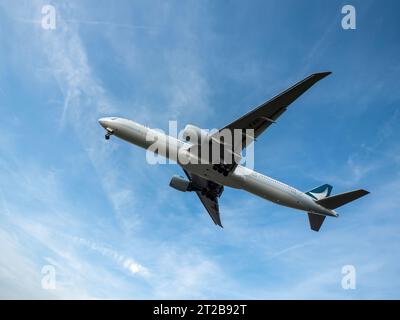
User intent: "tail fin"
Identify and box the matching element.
[305,184,333,200]
[306,188,369,232]
[316,189,370,210]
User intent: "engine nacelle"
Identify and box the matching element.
[182,124,209,144]
[169,175,192,192]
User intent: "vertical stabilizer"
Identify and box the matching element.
[305,184,333,200]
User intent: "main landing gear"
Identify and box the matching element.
[200,181,224,200]
[200,189,217,200]
[212,164,230,177]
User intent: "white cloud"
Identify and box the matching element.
[74,236,149,278]
[0,227,51,299]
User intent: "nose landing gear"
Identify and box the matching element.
[104,128,114,140]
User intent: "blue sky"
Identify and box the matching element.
[0,0,399,299]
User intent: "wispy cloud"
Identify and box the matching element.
[73,236,150,277]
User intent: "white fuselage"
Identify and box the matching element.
[99,117,337,217]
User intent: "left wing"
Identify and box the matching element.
[213,72,331,150]
[183,169,224,227]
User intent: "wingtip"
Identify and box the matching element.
[314,71,332,78]
[215,222,224,228]
[304,71,331,83]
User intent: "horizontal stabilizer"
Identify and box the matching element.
[316,189,369,210]
[307,213,326,232]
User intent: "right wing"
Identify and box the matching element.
[183,169,224,227]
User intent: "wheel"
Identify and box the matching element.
[105,135,110,140]
[223,171,228,177]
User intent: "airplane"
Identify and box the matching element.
[98,72,369,232]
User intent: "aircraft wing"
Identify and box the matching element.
[183,169,224,227]
[214,72,331,150]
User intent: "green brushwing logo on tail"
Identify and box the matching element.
[305,184,333,200]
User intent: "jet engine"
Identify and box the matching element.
[169,175,192,192]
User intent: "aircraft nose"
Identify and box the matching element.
[98,117,110,128]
